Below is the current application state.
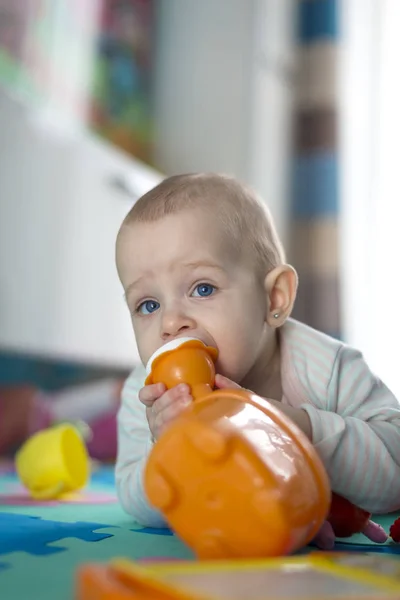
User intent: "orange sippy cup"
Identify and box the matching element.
[144,337,218,397]
[144,337,331,560]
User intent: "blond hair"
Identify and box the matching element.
[120,173,285,274]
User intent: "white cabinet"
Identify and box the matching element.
[0,92,162,368]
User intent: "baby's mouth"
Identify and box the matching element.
[173,334,218,352]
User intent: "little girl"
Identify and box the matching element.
[115,173,400,545]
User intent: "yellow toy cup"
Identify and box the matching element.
[15,424,90,500]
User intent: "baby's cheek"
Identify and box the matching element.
[218,334,259,380]
[135,342,148,366]
[134,327,156,366]
[215,350,247,383]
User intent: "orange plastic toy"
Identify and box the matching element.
[76,554,400,600]
[143,337,331,559]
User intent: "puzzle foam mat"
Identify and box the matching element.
[0,465,398,600]
[0,466,194,600]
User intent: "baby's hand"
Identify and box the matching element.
[313,518,388,550]
[139,382,192,441]
[214,374,243,390]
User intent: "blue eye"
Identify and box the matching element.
[192,283,215,297]
[137,300,160,315]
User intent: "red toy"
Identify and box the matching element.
[389,516,400,542]
[328,493,371,537]
[322,492,388,546]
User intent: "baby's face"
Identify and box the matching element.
[116,209,269,383]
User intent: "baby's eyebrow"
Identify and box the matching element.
[182,261,226,272]
[124,276,146,302]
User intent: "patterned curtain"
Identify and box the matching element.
[289,0,340,338]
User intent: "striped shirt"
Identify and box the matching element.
[116,318,400,526]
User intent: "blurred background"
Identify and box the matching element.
[0,0,399,460]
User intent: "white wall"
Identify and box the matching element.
[154,0,296,246]
[153,0,255,180]
[247,0,296,246]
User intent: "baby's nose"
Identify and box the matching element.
[161,309,196,340]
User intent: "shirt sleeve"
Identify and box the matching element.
[115,366,167,527]
[300,345,400,513]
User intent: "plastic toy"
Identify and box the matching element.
[327,493,371,537]
[15,423,89,500]
[76,553,400,599]
[390,517,400,543]
[325,493,387,545]
[143,337,331,559]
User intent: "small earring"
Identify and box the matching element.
[273,313,279,319]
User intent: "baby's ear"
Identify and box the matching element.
[264,265,298,327]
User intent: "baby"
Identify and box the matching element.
[115,172,400,542]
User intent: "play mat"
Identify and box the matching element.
[0,462,398,600]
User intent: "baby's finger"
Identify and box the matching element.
[312,520,335,550]
[139,382,166,406]
[152,383,191,413]
[362,520,388,543]
[155,395,192,434]
[214,374,242,390]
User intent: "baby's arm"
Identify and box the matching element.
[302,346,400,513]
[115,367,166,527]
